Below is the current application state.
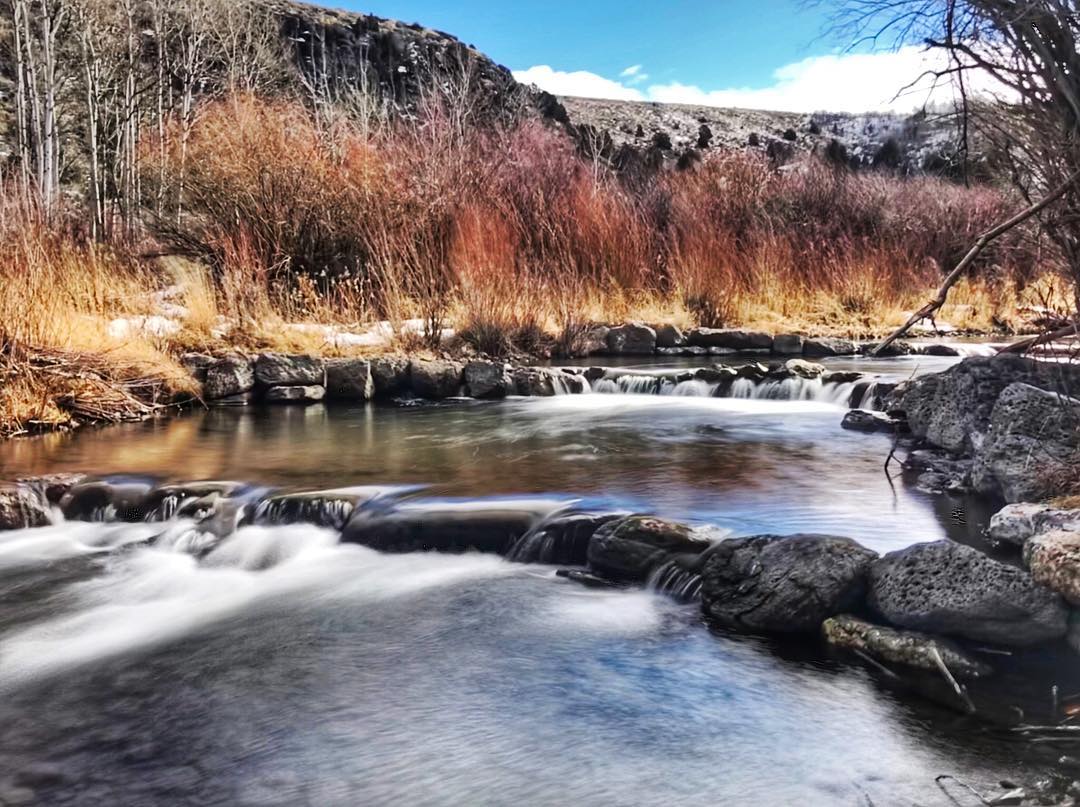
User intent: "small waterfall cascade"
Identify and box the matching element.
[587,368,867,405]
[647,558,704,602]
[507,511,624,565]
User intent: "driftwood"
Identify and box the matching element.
[873,168,1080,357]
[997,322,1078,355]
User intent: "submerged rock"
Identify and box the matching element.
[687,328,773,351]
[371,356,410,397]
[972,383,1080,502]
[409,359,463,399]
[989,503,1080,548]
[701,534,876,633]
[325,358,374,400]
[587,515,712,583]
[823,614,992,679]
[264,385,325,404]
[868,540,1068,646]
[203,355,254,400]
[606,322,657,355]
[255,353,324,387]
[464,360,512,399]
[920,343,961,357]
[0,484,52,530]
[841,409,903,433]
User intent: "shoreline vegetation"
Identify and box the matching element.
[0,93,1065,437]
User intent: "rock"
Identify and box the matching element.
[687,328,773,351]
[17,473,86,505]
[987,502,1080,548]
[579,326,610,356]
[512,367,575,396]
[371,356,410,397]
[822,371,863,385]
[803,337,857,357]
[1026,530,1080,605]
[254,353,324,386]
[902,450,973,494]
[509,512,625,565]
[701,534,876,633]
[868,540,1068,646]
[587,516,712,583]
[179,352,214,382]
[606,322,657,355]
[264,385,325,404]
[0,485,52,530]
[409,359,463,399]
[695,366,737,384]
[654,324,685,348]
[325,358,374,400]
[784,358,825,378]
[841,409,902,433]
[861,340,914,356]
[141,481,247,521]
[972,383,1080,502]
[896,354,1080,456]
[555,568,626,589]
[464,360,512,399]
[823,614,993,679]
[203,355,254,400]
[920,343,961,357]
[736,362,770,381]
[60,479,154,522]
[772,334,804,355]
[251,487,392,530]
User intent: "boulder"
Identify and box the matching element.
[264,385,325,404]
[254,353,324,387]
[512,367,576,396]
[784,358,825,378]
[868,540,1068,646]
[587,516,712,583]
[841,409,902,433]
[695,366,738,385]
[736,362,770,381]
[325,358,374,400]
[508,512,625,565]
[895,354,1080,455]
[861,340,914,357]
[579,326,610,356]
[464,360,512,399]
[60,479,154,522]
[701,534,876,633]
[606,323,657,355]
[0,485,52,530]
[972,383,1080,502]
[903,449,973,495]
[988,503,1080,548]
[687,328,773,351]
[17,473,86,505]
[823,614,992,679]
[920,344,961,357]
[179,352,214,382]
[203,355,254,400]
[803,337,857,357]
[409,359,463,399]
[654,324,685,349]
[772,334,805,355]
[371,356,410,397]
[1025,530,1080,605]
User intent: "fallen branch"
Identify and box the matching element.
[873,168,1080,357]
[997,322,1078,355]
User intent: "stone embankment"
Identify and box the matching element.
[1,473,1078,722]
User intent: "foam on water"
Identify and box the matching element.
[0,520,160,571]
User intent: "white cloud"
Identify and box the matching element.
[512,65,644,101]
[514,47,1007,113]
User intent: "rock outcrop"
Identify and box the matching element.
[0,485,52,530]
[868,540,1067,646]
[989,502,1080,548]
[1025,530,1080,606]
[701,534,876,633]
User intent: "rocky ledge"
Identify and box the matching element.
[3,474,1080,723]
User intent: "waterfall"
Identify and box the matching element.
[252,495,357,530]
[507,511,623,565]
[666,379,716,396]
[647,558,703,602]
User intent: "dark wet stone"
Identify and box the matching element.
[203,355,254,400]
[654,324,685,348]
[409,359,463,399]
[701,534,876,633]
[464,360,512,399]
[606,323,657,355]
[60,480,154,522]
[868,540,1068,646]
[325,358,374,400]
[508,512,625,565]
[803,337,857,357]
[371,356,410,396]
[687,328,773,351]
[587,515,712,583]
[772,333,804,355]
[255,353,325,386]
[841,409,904,433]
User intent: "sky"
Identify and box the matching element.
[336,1,976,113]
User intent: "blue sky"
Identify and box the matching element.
[334,1,970,112]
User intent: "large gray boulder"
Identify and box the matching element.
[687,328,773,351]
[409,359,463,399]
[465,360,512,399]
[1025,530,1080,606]
[868,540,1067,646]
[823,614,992,679]
[701,534,876,633]
[655,324,685,349]
[371,356,410,397]
[0,485,52,530]
[254,353,324,387]
[203,355,254,400]
[587,516,712,583]
[325,358,374,400]
[971,382,1080,502]
[512,366,579,396]
[895,354,1080,455]
[988,503,1080,548]
[803,337,857,357]
[605,323,657,355]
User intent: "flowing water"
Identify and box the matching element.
[0,351,1063,806]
